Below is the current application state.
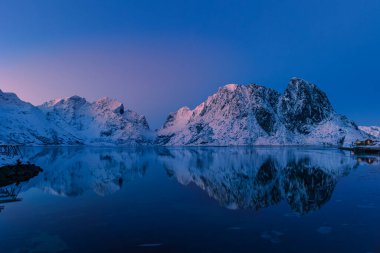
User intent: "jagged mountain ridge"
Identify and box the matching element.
[0,90,81,145]
[39,95,152,145]
[0,90,152,145]
[0,77,373,146]
[157,78,369,146]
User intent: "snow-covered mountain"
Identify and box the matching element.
[0,90,81,145]
[0,78,374,146]
[157,78,369,146]
[39,96,153,145]
[0,90,152,145]
[359,126,380,138]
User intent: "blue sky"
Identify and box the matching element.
[0,0,379,128]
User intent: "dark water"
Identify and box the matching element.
[1,147,379,253]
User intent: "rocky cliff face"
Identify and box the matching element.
[157,78,368,146]
[279,78,334,134]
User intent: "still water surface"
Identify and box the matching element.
[0,147,379,253]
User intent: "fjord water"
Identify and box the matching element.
[1,147,379,253]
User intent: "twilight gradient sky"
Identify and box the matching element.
[1,0,379,128]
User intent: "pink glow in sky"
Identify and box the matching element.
[2,0,380,127]
[0,38,251,128]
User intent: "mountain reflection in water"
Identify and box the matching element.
[18,147,362,215]
[160,148,359,214]
[22,147,153,197]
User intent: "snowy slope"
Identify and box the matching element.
[0,89,153,145]
[157,78,369,146]
[0,90,81,145]
[359,126,380,138]
[39,96,153,145]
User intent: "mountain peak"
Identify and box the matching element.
[35,94,152,145]
[65,95,88,107]
[43,95,87,108]
[286,78,319,94]
[0,90,29,106]
[280,78,334,133]
[94,97,124,114]
[223,84,238,91]
[157,78,365,146]
[67,95,86,101]
[290,77,309,85]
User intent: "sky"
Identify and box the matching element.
[0,0,379,129]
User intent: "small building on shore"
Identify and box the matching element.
[354,139,376,146]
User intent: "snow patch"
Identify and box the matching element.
[224,84,238,91]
